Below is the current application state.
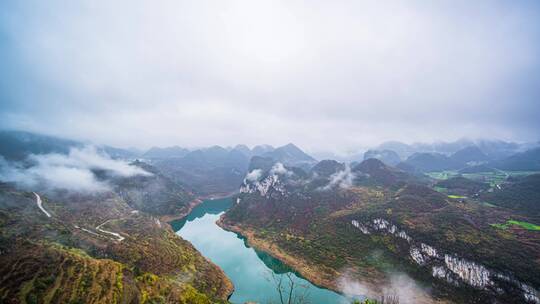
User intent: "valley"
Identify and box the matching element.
[172,198,348,304]
[4,1,540,302]
[0,131,539,304]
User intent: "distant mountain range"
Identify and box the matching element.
[150,143,317,195]
[142,146,190,159]
[0,130,320,195]
[489,147,540,171]
[0,130,139,161]
[363,149,401,166]
[370,143,540,174]
[375,138,530,160]
[2,129,539,180]
[0,130,82,161]
[400,146,540,173]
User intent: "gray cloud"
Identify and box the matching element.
[319,165,355,191]
[1,1,539,153]
[270,163,292,176]
[0,146,150,193]
[245,169,263,182]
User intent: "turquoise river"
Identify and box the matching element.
[171,197,353,304]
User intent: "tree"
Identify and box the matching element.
[266,271,310,304]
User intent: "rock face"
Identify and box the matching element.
[444,255,491,288]
[362,218,412,242]
[351,220,370,234]
[351,218,540,303]
[240,170,287,198]
[410,247,426,265]
[239,163,296,198]
[421,243,439,258]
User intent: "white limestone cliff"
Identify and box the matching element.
[350,217,539,303]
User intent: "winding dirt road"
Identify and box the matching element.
[33,192,51,217]
[96,219,125,241]
[33,192,124,242]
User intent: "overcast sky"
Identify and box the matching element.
[1,1,539,153]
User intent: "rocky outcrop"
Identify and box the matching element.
[240,173,287,198]
[359,218,412,242]
[239,164,293,198]
[410,246,426,265]
[444,254,491,288]
[421,243,439,258]
[350,218,540,303]
[351,220,370,234]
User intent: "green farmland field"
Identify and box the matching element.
[490,220,540,231]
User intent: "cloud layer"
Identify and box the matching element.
[338,271,433,304]
[245,169,263,182]
[270,163,291,176]
[1,1,539,152]
[319,165,355,191]
[0,146,150,193]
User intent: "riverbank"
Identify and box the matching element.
[177,199,344,303]
[217,217,449,304]
[217,217,343,291]
[159,198,203,223]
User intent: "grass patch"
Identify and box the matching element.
[490,220,540,231]
[508,220,540,231]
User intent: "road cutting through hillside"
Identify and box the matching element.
[33,192,51,217]
[33,192,124,241]
[96,219,125,241]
